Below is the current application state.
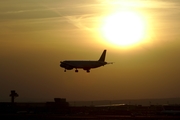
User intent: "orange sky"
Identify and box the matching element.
[0,0,180,102]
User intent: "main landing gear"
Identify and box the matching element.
[75,69,78,73]
[75,69,90,73]
[63,69,90,73]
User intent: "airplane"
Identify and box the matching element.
[60,50,112,73]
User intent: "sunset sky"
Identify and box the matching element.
[0,0,180,102]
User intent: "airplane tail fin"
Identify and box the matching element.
[98,50,106,62]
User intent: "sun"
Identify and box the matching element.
[100,10,147,47]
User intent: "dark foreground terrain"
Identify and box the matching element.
[1,114,180,120]
[1,98,180,120]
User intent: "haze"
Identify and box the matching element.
[0,0,180,102]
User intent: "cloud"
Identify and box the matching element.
[97,0,180,8]
[0,0,179,35]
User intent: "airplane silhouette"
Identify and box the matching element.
[60,50,112,73]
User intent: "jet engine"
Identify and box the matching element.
[60,63,73,70]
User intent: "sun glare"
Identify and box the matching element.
[100,10,147,47]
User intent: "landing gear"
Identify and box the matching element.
[86,70,90,73]
[75,69,78,72]
[64,69,66,72]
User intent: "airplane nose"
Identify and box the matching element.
[60,62,65,68]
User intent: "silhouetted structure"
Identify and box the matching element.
[9,90,19,103]
[46,98,69,114]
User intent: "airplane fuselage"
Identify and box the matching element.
[60,60,107,70]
